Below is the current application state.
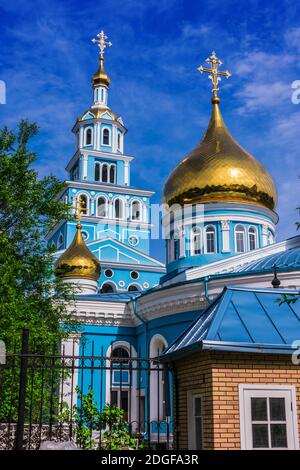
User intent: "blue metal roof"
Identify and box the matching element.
[75,291,141,302]
[162,286,300,360]
[230,247,300,274]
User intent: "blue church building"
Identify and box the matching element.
[53,36,300,448]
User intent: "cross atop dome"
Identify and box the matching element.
[92,30,112,58]
[197,51,231,103]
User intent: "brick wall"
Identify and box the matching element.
[173,350,300,450]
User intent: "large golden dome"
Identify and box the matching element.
[55,224,101,281]
[163,100,277,210]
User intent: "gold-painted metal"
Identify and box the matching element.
[80,106,118,121]
[55,197,101,281]
[91,30,112,88]
[198,51,231,102]
[163,102,277,210]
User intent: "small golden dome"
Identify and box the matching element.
[92,56,110,88]
[163,101,277,210]
[55,224,101,281]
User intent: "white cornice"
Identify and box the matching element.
[163,236,300,286]
[65,180,155,197]
[67,299,136,327]
[66,149,133,172]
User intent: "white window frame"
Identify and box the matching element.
[130,199,142,221]
[191,227,202,256]
[77,193,89,216]
[187,391,203,450]
[113,197,125,220]
[248,225,258,251]
[109,163,116,184]
[102,126,111,147]
[84,126,93,146]
[96,195,108,218]
[235,224,246,253]
[204,225,216,254]
[239,384,299,450]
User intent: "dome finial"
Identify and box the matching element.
[197,51,231,103]
[91,30,112,87]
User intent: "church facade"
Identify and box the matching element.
[53,33,300,450]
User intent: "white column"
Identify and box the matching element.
[124,161,129,186]
[60,333,82,410]
[221,220,231,253]
[262,224,268,246]
[112,125,117,153]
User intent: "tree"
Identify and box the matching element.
[0,120,78,352]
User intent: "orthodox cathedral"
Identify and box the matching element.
[51,32,300,449]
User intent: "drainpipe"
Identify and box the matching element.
[131,298,149,356]
[204,276,211,305]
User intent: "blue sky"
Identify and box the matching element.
[1,0,300,262]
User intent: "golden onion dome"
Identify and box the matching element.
[92,56,110,88]
[55,224,101,281]
[163,100,277,211]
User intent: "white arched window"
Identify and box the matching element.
[100,282,116,293]
[149,335,168,424]
[268,230,275,245]
[84,127,93,146]
[77,194,89,215]
[205,225,216,253]
[114,198,124,219]
[235,224,246,253]
[109,164,116,184]
[97,196,107,218]
[102,127,111,146]
[95,162,101,181]
[117,132,122,151]
[128,284,141,292]
[131,200,141,221]
[191,227,201,255]
[102,163,108,183]
[248,226,257,251]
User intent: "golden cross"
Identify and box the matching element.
[92,30,112,58]
[77,196,84,226]
[197,51,231,101]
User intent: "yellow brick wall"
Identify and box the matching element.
[173,350,300,450]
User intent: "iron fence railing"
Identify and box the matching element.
[0,328,175,450]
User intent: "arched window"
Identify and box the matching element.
[101,282,115,293]
[117,133,121,150]
[235,224,245,253]
[248,226,257,251]
[102,164,108,183]
[174,238,180,260]
[128,284,141,292]
[109,165,116,183]
[205,225,216,253]
[97,196,107,218]
[111,346,129,363]
[268,230,274,245]
[84,127,92,146]
[114,198,124,219]
[149,335,168,423]
[102,128,110,146]
[131,200,141,221]
[95,162,101,181]
[78,194,88,215]
[191,227,201,255]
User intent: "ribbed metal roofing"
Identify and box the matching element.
[233,248,300,274]
[162,286,300,359]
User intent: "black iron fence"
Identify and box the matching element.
[0,328,175,450]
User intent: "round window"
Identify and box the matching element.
[128,235,139,246]
[81,231,89,241]
[130,271,139,280]
[105,269,114,278]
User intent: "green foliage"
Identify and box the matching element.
[0,120,79,352]
[59,388,140,450]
